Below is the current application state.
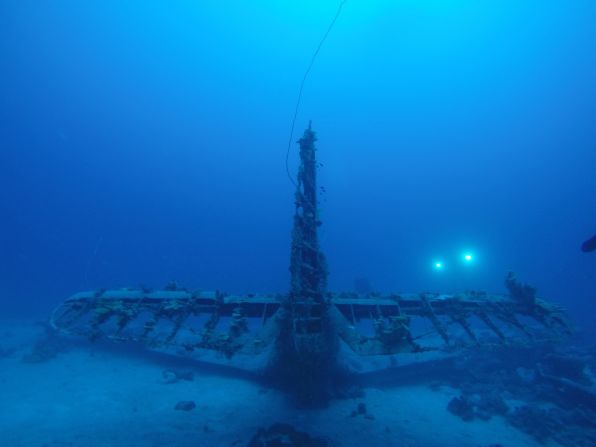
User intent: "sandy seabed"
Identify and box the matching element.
[0,319,561,447]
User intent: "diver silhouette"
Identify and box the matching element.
[581,234,596,252]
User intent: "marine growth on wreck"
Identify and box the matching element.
[50,125,571,406]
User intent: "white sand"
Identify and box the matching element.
[0,320,563,447]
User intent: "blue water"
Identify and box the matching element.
[2,0,595,331]
[2,1,596,445]
[3,1,595,330]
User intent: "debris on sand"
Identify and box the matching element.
[247,423,330,447]
[161,368,194,384]
[174,400,196,411]
[350,402,374,420]
[21,323,68,363]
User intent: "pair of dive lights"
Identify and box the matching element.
[433,252,474,270]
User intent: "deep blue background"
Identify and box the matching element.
[1,1,595,337]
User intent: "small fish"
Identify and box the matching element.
[581,234,596,252]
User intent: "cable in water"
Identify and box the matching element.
[84,236,103,289]
[285,0,348,186]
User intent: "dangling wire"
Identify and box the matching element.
[84,236,103,289]
[285,0,348,186]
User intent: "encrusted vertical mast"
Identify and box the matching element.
[278,123,336,406]
[289,122,327,335]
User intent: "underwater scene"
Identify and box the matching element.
[1,1,596,446]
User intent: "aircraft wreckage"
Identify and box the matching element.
[51,124,571,403]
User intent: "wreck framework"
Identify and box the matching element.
[51,125,570,400]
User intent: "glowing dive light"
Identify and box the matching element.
[463,252,473,263]
[434,262,443,270]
